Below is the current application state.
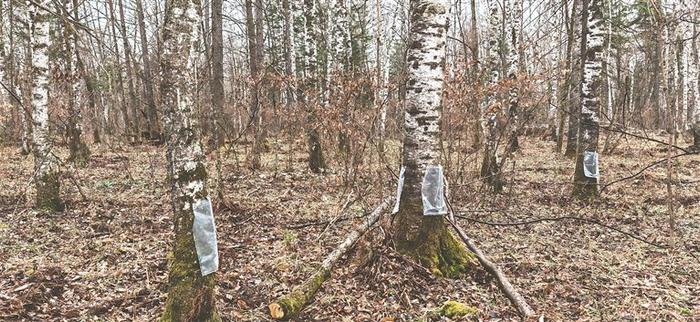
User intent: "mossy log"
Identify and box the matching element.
[447,218,536,319]
[269,197,392,320]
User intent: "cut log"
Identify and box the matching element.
[447,218,537,319]
[269,197,392,320]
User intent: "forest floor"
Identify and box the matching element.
[0,133,698,321]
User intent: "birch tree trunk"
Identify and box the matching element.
[480,0,504,192]
[573,0,604,199]
[304,0,326,173]
[11,0,32,155]
[160,0,220,319]
[506,0,522,152]
[332,0,352,157]
[283,0,295,108]
[30,0,62,211]
[393,0,475,277]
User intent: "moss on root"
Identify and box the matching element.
[394,199,476,278]
[437,300,478,319]
[36,171,63,212]
[407,228,475,278]
[269,268,331,320]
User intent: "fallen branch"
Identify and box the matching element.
[269,197,392,320]
[446,217,536,319]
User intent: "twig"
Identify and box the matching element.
[600,151,696,193]
[446,217,536,318]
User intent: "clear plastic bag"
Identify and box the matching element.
[192,197,219,276]
[421,165,447,216]
[583,151,599,179]
[392,166,405,214]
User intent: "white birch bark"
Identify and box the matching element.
[292,0,306,77]
[30,0,62,210]
[403,0,449,174]
[573,0,604,199]
[331,0,351,71]
[480,0,503,191]
[506,0,522,150]
[160,0,219,319]
[12,0,32,155]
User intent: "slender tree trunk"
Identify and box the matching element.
[557,0,580,153]
[30,0,62,211]
[210,0,225,199]
[565,0,583,157]
[10,0,32,155]
[283,0,295,108]
[64,0,90,165]
[691,13,700,149]
[304,0,325,173]
[480,0,504,192]
[244,0,262,169]
[117,0,141,142]
[251,0,266,168]
[393,0,475,277]
[469,0,481,148]
[505,0,521,152]
[160,0,220,319]
[573,0,604,199]
[136,0,162,142]
[106,0,132,140]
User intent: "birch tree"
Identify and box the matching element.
[11,0,32,155]
[393,0,474,277]
[304,0,326,173]
[506,0,522,152]
[480,0,504,192]
[160,0,220,319]
[573,0,604,199]
[30,0,62,211]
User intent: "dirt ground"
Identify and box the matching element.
[0,133,698,321]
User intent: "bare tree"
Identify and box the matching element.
[573,0,604,199]
[393,0,474,276]
[304,0,325,173]
[160,0,220,319]
[63,0,90,165]
[136,0,161,142]
[30,0,62,211]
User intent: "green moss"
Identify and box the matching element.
[272,268,331,319]
[438,300,477,319]
[36,171,64,212]
[396,217,476,278]
[161,199,219,322]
